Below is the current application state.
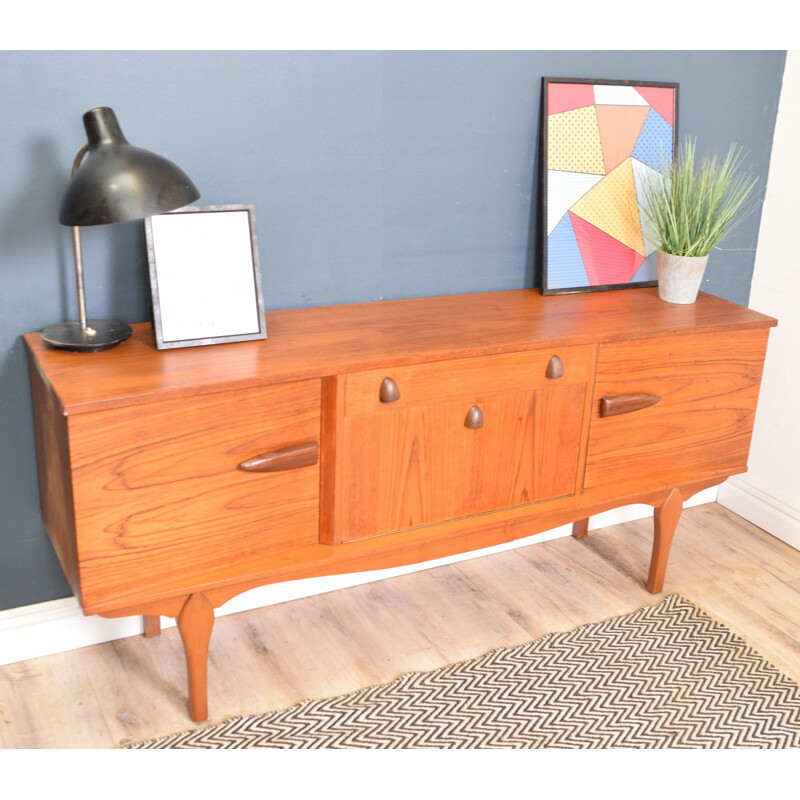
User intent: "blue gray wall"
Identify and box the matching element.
[0,50,786,611]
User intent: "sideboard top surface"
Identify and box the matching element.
[25,288,776,415]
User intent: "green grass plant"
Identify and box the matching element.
[639,137,759,258]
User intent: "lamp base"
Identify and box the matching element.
[41,319,133,352]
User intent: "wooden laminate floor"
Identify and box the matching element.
[2,502,800,749]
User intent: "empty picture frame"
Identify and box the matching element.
[541,77,679,295]
[145,204,267,349]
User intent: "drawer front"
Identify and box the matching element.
[69,380,321,610]
[340,348,593,542]
[584,329,770,490]
[345,345,595,416]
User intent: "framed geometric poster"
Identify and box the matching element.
[541,77,679,295]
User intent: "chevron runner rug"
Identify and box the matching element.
[126,594,800,748]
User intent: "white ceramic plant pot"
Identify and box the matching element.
[657,251,710,304]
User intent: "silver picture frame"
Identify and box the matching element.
[145,204,267,350]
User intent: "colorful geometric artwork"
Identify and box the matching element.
[541,78,678,295]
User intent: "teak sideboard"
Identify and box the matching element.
[24,288,776,722]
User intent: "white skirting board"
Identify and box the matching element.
[0,488,718,667]
[717,474,800,552]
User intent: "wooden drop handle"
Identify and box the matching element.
[379,377,401,403]
[464,405,484,429]
[599,394,661,418]
[238,441,319,472]
[546,355,564,379]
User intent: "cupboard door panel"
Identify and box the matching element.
[340,382,587,542]
[69,380,321,609]
[585,330,771,490]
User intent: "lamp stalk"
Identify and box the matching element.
[70,144,91,334]
[71,226,90,333]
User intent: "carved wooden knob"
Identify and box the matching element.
[464,405,484,429]
[546,355,564,379]
[379,377,401,403]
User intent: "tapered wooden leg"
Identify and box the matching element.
[572,518,589,539]
[176,593,215,722]
[143,615,161,637]
[647,488,683,594]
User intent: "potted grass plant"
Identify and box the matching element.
[639,137,759,304]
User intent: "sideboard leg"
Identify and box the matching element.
[143,615,161,637]
[646,488,683,594]
[572,518,589,539]
[176,593,215,723]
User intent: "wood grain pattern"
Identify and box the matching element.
[344,346,595,417]
[92,472,731,619]
[339,382,588,541]
[319,375,346,546]
[68,380,321,610]
[27,359,82,602]
[23,288,776,417]
[23,288,777,724]
[585,329,772,490]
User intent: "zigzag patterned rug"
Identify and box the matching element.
[126,594,800,748]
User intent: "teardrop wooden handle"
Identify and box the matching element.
[464,405,484,429]
[379,377,400,403]
[238,441,319,472]
[599,394,661,418]
[546,355,564,379]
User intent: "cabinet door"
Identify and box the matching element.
[69,380,321,610]
[339,347,594,542]
[585,329,771,491]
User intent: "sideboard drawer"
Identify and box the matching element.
[585,329,771,490]
[344,345,595,416]
[69,380,321,610]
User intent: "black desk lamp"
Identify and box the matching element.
[41,107,200,352]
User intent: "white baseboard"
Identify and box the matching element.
[718,474,800,552]
[0,487,718,667]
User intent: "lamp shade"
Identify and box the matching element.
[59,107,200,226]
